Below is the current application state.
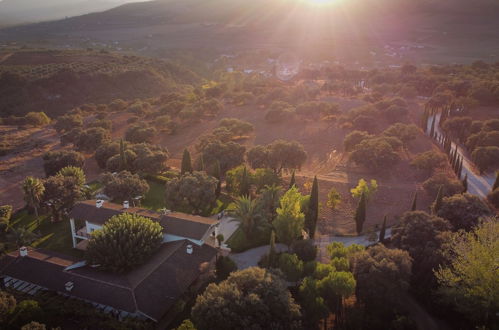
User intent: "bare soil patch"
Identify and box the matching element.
[0,126,59,210]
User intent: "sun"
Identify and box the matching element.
[301,0,342,6]
[308,0,339,4]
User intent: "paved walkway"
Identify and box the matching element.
[230,243,288,269]
[315,228,392,248]
[216,216,239,245]
[229,228,392,269]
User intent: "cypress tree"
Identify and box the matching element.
[181,149,192,175]
[457,156,463,179]
[462,173,468,193]
[432,185,444,214]
[194,154,205,171]
[305,176,319,239]
[354,191,367,235]
[268,230,277,267]
[455,155,461,175]
[240,167,250,196]
[493,171,499,191]
[379,215,387,243]
[411,192,417,211]
[213,160,222,197]
[119,139,127,171]
[289,170,296,189]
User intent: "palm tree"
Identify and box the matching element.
[8,226,38,248]
[229,196,263,239]
[22,177,45,225]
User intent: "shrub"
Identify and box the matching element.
[487,188,499,208]
[278,253,304,282]
[215,256,237,281]
[24,112,50,127]
[75,127,111,152]
[344,131,373,152]
[291,240,317,262]
[423,174,464,197]
[125,124,156,143]
[54,114,83,133]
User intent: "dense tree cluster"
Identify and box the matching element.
[95,141,168,174]
[102,171,149,202]
[191,267,301,330]
[42,151,85,177]
[164,171,218,214]
[246,140,307,174]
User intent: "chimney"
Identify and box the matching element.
[19,246,28,257]
[186,244,193,255]
[96,200,104,208]
[65,281,74,292]
[123,201,129,209]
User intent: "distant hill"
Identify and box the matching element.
[1,0,498,63]
[0,0,149,25]
[0,49,200,117]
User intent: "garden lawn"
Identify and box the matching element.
[9,210,83,258]
[226,227,271,253]
[142,180,166,211]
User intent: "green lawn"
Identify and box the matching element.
[226,227,271,253]
[142,180,166,211]
[9,211,83,258]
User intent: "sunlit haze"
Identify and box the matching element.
[0,0,497,329]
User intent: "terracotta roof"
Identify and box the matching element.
[69,200,218,241]
[0,242,218,321]
[159,213,218,240]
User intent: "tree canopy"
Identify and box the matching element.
[42,151,84,177]
[85,213,163,273]
[436,193,491,231]
[351,244,412,310]
[274,187,305,247]
[191,267,301,330]
[165,171,218,214]
[102,171,149,202]
[435,219,498,327]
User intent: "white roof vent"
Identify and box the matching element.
[65,281,74,292]
[96,200,104,208]
[123,201,129,209]
[19,246,28,257]
[186,244,193,255]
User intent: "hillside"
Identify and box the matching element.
[0,49,201,117]
[0,0,498,64]
[0,0,148,25]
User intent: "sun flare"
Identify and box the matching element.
[306,0,340,5]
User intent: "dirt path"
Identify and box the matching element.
[0,52,13,64]
[0,126,60,210]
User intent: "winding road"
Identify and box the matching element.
[427,113,495,198]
